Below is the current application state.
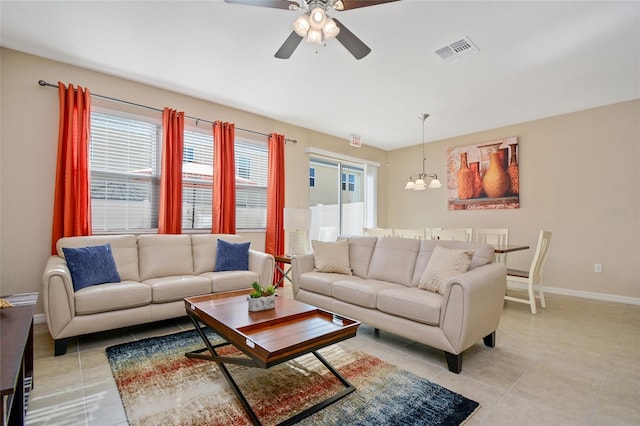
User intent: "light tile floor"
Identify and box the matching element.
[26,286,640,425]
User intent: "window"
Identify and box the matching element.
[235,140,268,229]
[90,111,160,232]
[182,129,213,230]
[310,167,316,187]
[90,110,269,232]
[238,156,250,180]
[341,172,356,192]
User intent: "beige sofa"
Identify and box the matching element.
[291,236,506,373]
[42,234,275,355]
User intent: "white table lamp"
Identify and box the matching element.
[284,208,311,256]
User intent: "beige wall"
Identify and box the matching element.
[1,47,637,308]
[0,48,388,309]
[388,100,640,299]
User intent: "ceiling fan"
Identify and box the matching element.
[224,0,399,59]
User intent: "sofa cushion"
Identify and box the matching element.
[333,279,404,309]
[138,234,194,281]
[340,236,377,278]
[144,275,212,303]
[74,281,151,315]
[366,237,420,286]
[419,246,473,294]
[214,239,250,272]
[57,235,140,281]
[312,239,352,275]
[298,272,364,297]
[377,287,442,326]
[62,244,121,291]
[200,270,258,293]
[192,234,246,274]
[411,240,495,286]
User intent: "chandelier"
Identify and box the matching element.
[404,114,442,190]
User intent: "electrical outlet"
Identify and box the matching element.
[594,263,602,273]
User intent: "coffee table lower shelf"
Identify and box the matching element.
[185,319,355,426]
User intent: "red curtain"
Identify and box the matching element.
[51,82,92,254]
[266,133,285,284]
[158,107,184,234]
[212,121,236,234]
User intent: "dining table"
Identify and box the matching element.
[493,244,529,254]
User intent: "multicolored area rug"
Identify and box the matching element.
[106,329,479,426]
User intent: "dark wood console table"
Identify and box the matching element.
[1,292,38,426]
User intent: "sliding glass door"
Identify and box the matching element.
[309,156,366,241]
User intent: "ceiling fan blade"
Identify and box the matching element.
[223,0,298,10]
[275,31,304,59]
[334,0,399,11]
[333,19,371,60]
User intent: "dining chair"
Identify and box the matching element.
[475,228,509,264]
[363,227,394,237]
[394,228,425,239]
[505,230,552,314]
[424,227,441,240]
[431,228,469,241]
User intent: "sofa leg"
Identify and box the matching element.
[483,331,496,347]
[445,352,462,374]
[54,338,69,356]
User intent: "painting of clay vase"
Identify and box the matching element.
[483,152,510,198]
[477,141,503,176]
[456,152,474,199]
[469,162,484,198]
[508,143,519,195]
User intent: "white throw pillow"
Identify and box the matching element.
[419,246,474,294]
[312,239,352,275]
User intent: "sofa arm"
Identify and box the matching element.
[291,254,315,297]
[248,249,275,287]
[41,256,76,339]
[439,262,507,353]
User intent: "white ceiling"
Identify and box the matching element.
[2,0,639,150]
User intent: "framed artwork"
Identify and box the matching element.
[447,136,519,210]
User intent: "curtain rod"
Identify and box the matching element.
[38,80,297,143]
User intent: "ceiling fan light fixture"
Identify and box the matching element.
[323,17,340,39]
[306,27,323,44]
[293,13,311,37]
[309,7,327,30]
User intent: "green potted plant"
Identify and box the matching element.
[247,281,276,312]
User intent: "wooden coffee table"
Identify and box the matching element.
[184,290,360,426]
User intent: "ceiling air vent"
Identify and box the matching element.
[435,36,479,61]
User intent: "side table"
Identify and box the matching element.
[274,255,292,287]
[1,292,38,426]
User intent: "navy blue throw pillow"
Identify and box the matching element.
[62,244,121,292]
[214,239,250,272]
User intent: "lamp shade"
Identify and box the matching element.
[284,208,311,230]
[309,7,326,30]
[414,178,427,190]
[306,27,323,44]
[323,17,340,39]
[293,14,311,37]
[404,179,415,190]
[428,178,442,189]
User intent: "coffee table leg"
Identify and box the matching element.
[185,313,355,426]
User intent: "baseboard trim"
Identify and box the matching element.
[34,313,46,324]
[507,282,640,306]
